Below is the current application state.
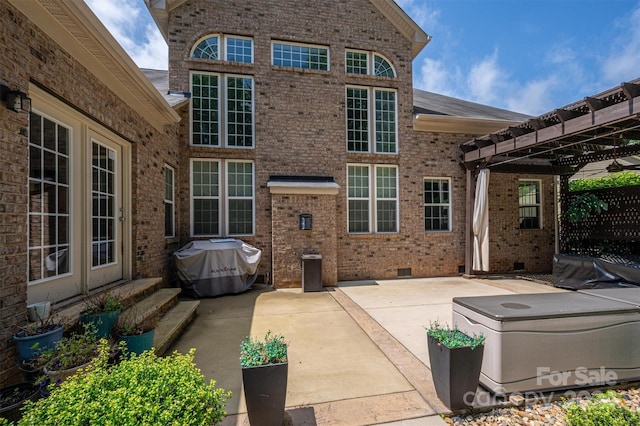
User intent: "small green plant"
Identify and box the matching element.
[239,331,288,368]
[564,390,640,425]
[81,290,122,315]
[427,321,485,350]
[566,192,608,223]
[115,308,157,336]
[20,343,230,425]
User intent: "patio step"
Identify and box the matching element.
[56,277,163,329]
[120,288,181,329]
[153,300,200,355]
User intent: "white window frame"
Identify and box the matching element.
[164,164,175,238]
[424,177,452,232]
[347,164,399,234]
[191,34,254,63]
[271,41,330,71]
[190,159,255,237]
[345,49,396,77]
[190,71,255,148]
[345,85,398,154]
[518,179,542,230]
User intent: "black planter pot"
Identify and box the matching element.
[427,335,484,410]
[0,382,39,422]
[242,362,288,426]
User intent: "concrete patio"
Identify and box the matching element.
[169,276,565,425]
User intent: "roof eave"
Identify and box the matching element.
[10,0,179,132]
[414,114,523,135]
[370,0,432,59]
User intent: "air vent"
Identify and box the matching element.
[397,268,411,277]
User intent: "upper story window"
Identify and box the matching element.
[424,178,451,232]
[519,180,542,229]
[346,50,396,78]
[191,35,254,63]
[346,86,397,154]
[191,72,254,148]
[272,41,329,70]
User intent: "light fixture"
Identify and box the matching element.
[0,84,31,113]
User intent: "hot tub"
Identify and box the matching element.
[452,292,640,394]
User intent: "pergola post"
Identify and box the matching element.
[464,168,475,276]
[559,175,570,253]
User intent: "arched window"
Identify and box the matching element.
[192,36,219,60]
[374,54,395,78]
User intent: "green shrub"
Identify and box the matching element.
[569,171,640,191]
[19,342,230,425]
[566,193,608,223]
[239,331,287,368]
[564,390,640,426]
[426,321,485,349]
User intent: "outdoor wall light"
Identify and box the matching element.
[0,84,31,113]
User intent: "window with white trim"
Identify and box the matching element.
[272,41,329,70]
[519,180,541,229]
[347,164,398,233]
[424,178,451,232]
[345,50,396,77]
[346,86,397,153]
[191,72,254,147]
[191,34,254,63]
[164,165,175,238]
[191,159,254,236]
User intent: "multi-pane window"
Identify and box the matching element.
[191,72,254,147]
[164,165,175,238]
[346,86,397,153]
[191,159,254,236]
[28,113,71,282]
[192,35,253,63]
[345,50,396,77]
[272,42,329,70]
[347,164,398,233]
[91,142,117,267]
[519,180,541,229]
[424,178,451,231]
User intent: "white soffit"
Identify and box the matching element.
[414,114,521,135]
[10,0,180,132]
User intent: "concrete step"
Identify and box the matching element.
[57,278,163,329]
[120,288,181,328]
[154,300,200,356]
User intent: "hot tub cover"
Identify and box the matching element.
[175,239,261,297]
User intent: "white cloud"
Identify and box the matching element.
[86,0,168,70]
[505,77,559,116]
[416,58,458,96]
[601,5,640,84]
[466,51,507,106]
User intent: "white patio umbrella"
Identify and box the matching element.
[472,169,490,271]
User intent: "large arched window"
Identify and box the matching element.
[345,50,396,78]
[191,34,253,63]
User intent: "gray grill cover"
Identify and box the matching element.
[175,239,261,297]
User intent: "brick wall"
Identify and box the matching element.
[0,1,179,385]
[488,173,556,273]
[271,192,338,287]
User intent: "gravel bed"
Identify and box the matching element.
[444,387,640,425]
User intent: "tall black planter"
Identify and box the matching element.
[427,335,484,410]
[242,362,288,426]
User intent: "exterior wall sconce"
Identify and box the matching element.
[0,84,31,113]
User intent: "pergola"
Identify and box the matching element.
[459,78,640,275]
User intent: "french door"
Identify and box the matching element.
[27,90,128,304]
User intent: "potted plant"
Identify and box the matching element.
[13,313,64,361]
[78,290,122,339]
[36,325,102,390]
[115,310,158,355]
[0,382,39,423]
[19,344,230,425]
[427,321,485,411]
[239,331,288,426]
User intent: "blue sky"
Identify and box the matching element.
[87,0,640,116]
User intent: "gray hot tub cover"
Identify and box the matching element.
[175,239,261,297]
